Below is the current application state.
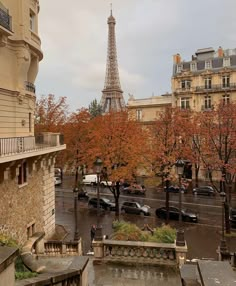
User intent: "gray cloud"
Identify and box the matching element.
[36,0,236,111]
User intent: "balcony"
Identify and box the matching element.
[196,83,236,92]
[0,133,66,164]
[25,81,36,93]
[0,4,12,33]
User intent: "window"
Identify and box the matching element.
[190,62,197,72]
[18,161,27,185]
[136,109,142,121]
[222,75,230,88]
[204,95,211,109]
[223,57,230,67]
[180,98,190,109]
[222,94,230,105]
[205,60,212,69]
[176,64,183,73]
[30,11,35,31]
[181,80,191,89]
[29,113,32,132]
[204,78,212,89]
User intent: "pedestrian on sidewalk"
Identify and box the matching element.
[90,224,96,248]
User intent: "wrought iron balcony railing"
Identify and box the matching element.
[0,6,12,31]
[0,133,64,157]
[195,83,236,92]
[25,81,36,93]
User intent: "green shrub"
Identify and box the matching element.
[111,221,176,243]
[0,233,18,247]
[15,272,38,280]
[149,225,176,243]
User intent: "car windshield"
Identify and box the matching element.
[102,198,111,203]
[136,203,141,208]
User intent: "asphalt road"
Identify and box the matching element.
[55,176,236,260]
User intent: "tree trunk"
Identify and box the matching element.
[195,164,199,187]
[165,179,170,224]
[225,202,230,234]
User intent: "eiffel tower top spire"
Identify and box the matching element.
[100,9,125,113]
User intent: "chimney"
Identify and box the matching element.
[218,46,224,57]
[173,53,181,64]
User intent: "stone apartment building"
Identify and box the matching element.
[0,0,65,245]
[127,46,236,121]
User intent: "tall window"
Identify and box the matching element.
[204,95,211,109]
[205,60,212,69]
[222,75,230,88]
[181,98,190,109]
[222,94,230,105]
[136,109,142,121]
[181,80,191,89]
[223,57,230,67]
[30,11,35,31]
[190,62,197,72]
[204,78,212,89]
[18,161,27,185]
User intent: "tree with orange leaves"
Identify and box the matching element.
[35,94,68,133]
[84,111,147,217]
[146,107,192,223]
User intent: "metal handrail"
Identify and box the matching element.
[0,134,64,157]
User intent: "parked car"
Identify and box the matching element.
[82,174,112,186]
[155,206,198,223]
[121,201,150,216]
[164,185,187,193]
[230,207,236,228]
[192,186,216,196]
[78,190,89,201]
[54,177,62,186]
[88,197,115,211]
[123,184,146,195]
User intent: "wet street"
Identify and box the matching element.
[55,176,236,261]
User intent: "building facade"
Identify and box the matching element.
[0,0,65,245]
[172,47,236,111]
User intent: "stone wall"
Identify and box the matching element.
[0,154,56,245]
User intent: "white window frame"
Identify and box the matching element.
[222,75,230,88]
[204,77,212,89]
[190,62,197,72]
[181,80,191,89]
[136,109,142,121]
[205,60,212,69]
[180,98,190,109]
[204,95,212,109]
[222,94,230,105]
[223,57,230,67]
[176,64,183,73]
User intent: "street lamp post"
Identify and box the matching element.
[94,157,103,240]
[175,158,185,246]
[219,191,228,254]
[73,187,79,241]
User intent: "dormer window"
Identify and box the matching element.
[223,57,230,67]
[205,60,212,69]
[190,62,197,72]
[176,64,183,73]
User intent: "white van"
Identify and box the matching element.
[82,174,97,185]
[82,174,113,186]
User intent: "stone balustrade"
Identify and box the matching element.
[93,239,187,266]
[43,240,82,256]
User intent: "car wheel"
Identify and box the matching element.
[121,208,126,214]
[184,216,190,222]
[107,206,111,211]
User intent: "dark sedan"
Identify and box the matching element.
[155,206,198,223]
[192,186,216,196]
[164,185,187,193]
[88,197,116,211]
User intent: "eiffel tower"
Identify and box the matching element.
[100,9,126,113]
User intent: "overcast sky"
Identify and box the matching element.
[36,0,236,112]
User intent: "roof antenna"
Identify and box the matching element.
[110,3,112,15]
